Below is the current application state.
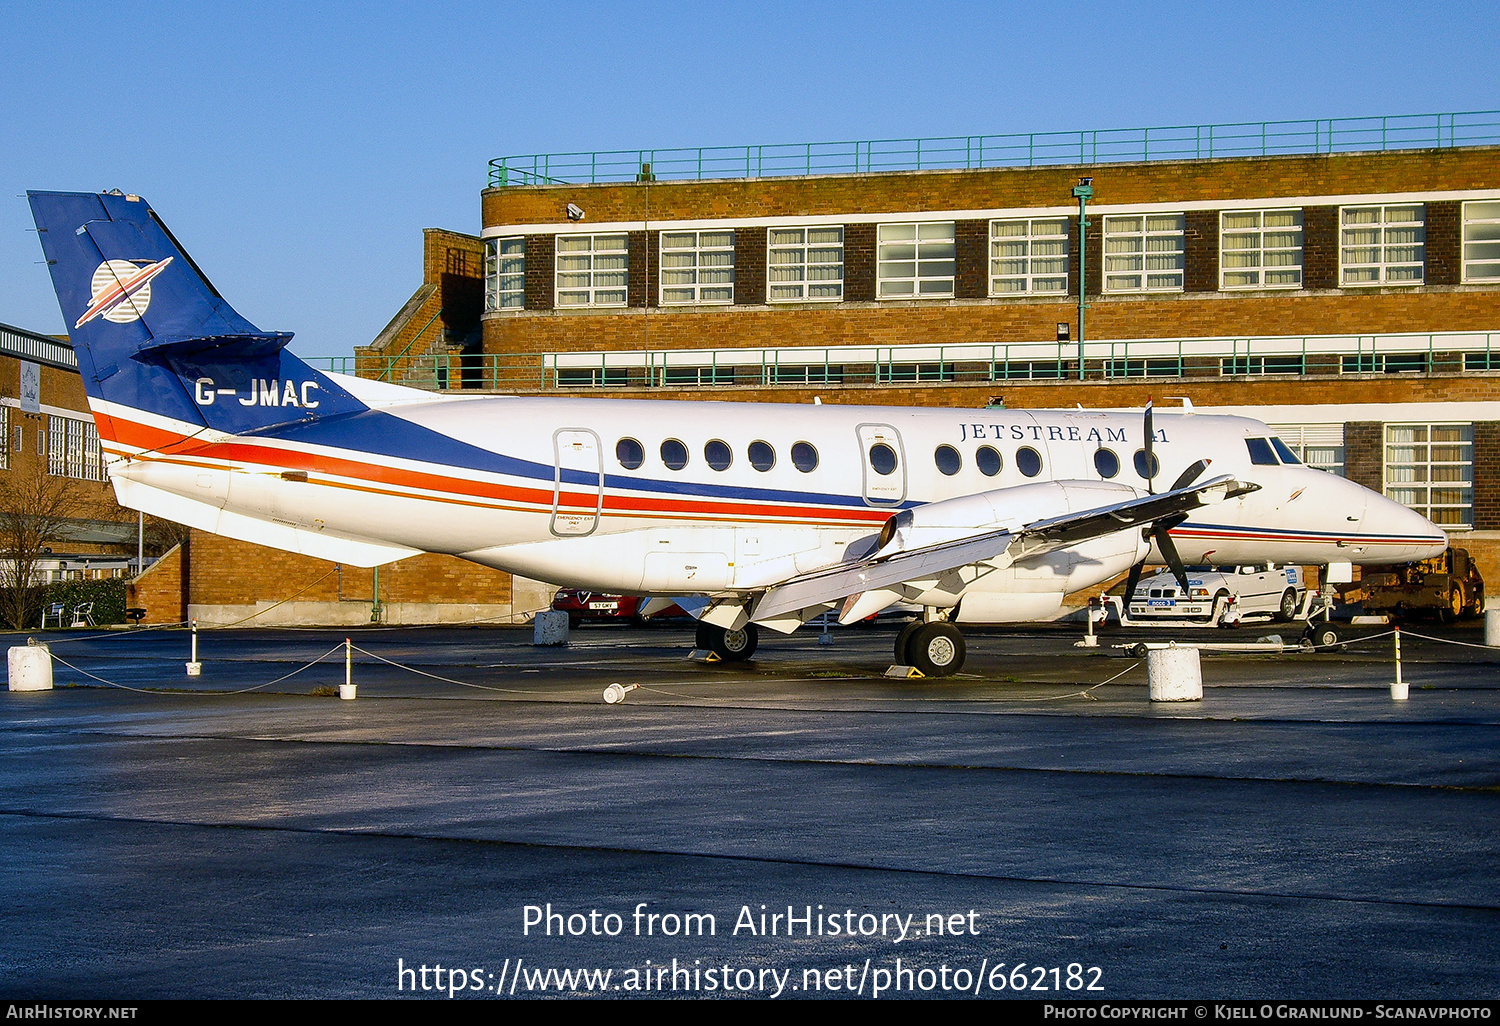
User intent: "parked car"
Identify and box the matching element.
[551,590,644,627]
[1128,563,1304,623]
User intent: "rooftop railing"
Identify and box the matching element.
[489,110,1500,188]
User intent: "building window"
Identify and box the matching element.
[662,366,736,386]
[1220,355,1306,375]
[1385,424,1471,528]
[1103,358,1183,378]
[47,415,101,481]
[878,362,954,382]
[1103,214,1184,293]
[989,218,1069,295]
[1268,424,1345,476]
[992,360,1067,380]
[556,234,628,307]
[0,407,8,470]
[485,237,525,310]
[1341,205,1424,285]
[1340,352,1427,374]
[767,365,844,384]
[768,227,843,301]
[556,367,629,388]
[877,223,955,298]
[1221,209,1303,289]
[660,231,734,304]
[1463,200,1500,282]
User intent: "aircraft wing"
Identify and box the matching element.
[752,474,1254,622]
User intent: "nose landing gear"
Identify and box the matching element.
[695,622,759,661]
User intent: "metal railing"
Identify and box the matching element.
[308,330,1500,393]
[489,110,1500,187]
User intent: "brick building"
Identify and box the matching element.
[374,114,1500,581]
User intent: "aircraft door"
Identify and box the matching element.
[552,429,603,536]
[857,423,907,506]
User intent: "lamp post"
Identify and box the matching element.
[1072,177,1093,381]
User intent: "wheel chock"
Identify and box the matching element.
[885,664,925,678]
[688,649,721,663]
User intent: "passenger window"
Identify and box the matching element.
[791,441,819,473]
[1093,448,1119,478]
[1133,449,1160,479]
[1245,438,1278,466]
[748,440,775,472]
[616,437,644,469]
[1270,437,1301,465]
[934,444,961,476]
[976,445,1002,476]
[869,443,898,476]
[705,439,732,471]
[661,438,688,470]
[1016,446,1042,478]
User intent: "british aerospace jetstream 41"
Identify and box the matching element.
[28,191,1447,675]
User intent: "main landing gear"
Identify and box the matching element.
[894,616,967,677]
[696,622,759,661]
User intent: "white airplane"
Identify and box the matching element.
[28,191,1447,675]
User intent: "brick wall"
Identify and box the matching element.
[1344,421,1384,493]
[736,228,766,306]
[1427,201,1462,286]
[1474,422,1500,530]
[1184,210,1218,292]
[524,234,555,311]
[955,220,988,300]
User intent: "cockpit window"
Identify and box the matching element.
[1270,437,1301,465]
[1245,437,1278,465]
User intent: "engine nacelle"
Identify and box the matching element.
[876,480,1144,556]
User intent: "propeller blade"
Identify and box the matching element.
[1153,521,1191,593]
[1124,559,1145,605]
[1169,458,1211,492]
[1143,401,1155,493]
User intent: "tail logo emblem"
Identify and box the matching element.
[75,257,173,328]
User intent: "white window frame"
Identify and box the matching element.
[767,226,843,302]
[1384,423,1472,529]
[1462,199,1500,283]
[46,415,101,482]
[660,230,734,305]
[877,222,955,299]
[1220,209,1303,290]
[989,217,1069,296]
[1103,214,1185,293]
[555,234,628,308]
[1340,204,1425,286]
[485,236,525,311]
[0,406,8,471]
[1268,424,1344,476]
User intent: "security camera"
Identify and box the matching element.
[566,203,585,221]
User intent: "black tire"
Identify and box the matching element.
[907,622,965,677]
[695,622,715,650]
[1277,589,1298,622]
[1466,583,1485,619]
[568,615,582,630]
[894,619,923,665]
[1307,624,1340,649]
[1438,585,1463,625]
[711,623,758,661]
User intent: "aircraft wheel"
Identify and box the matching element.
[695,622,715,650]
[894,620,923,664]
[908,622,965,677]
[1306,623,1340,650]
[1277,589,1298,621]
[710,623,758,661]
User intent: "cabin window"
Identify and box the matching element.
[1133,449,1161,479]
[791,441,819,473]
[1016,446,1043,478]
[748,440,776,471]
[616,438,644,469]
[661,439,689,470]
[1270,437,1301,465]
[976,446,1002,476]
[934,445,961,476]
[704,439,732,471]
[1094,448,1120,478]
[1245,438,1279,466]
[869,443,898,476]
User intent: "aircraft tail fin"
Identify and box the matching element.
[27,190,366,437]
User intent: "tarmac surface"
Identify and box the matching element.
[1,618,1497,1000]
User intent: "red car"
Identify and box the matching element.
[551,590,645,627]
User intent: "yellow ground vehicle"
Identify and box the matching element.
[1359,548,1484,622]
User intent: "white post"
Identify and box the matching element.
[185,618,202,676]
[1391,627,1408,700]
[340,638,356,700]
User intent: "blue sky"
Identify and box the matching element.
[3,0,1496,358]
